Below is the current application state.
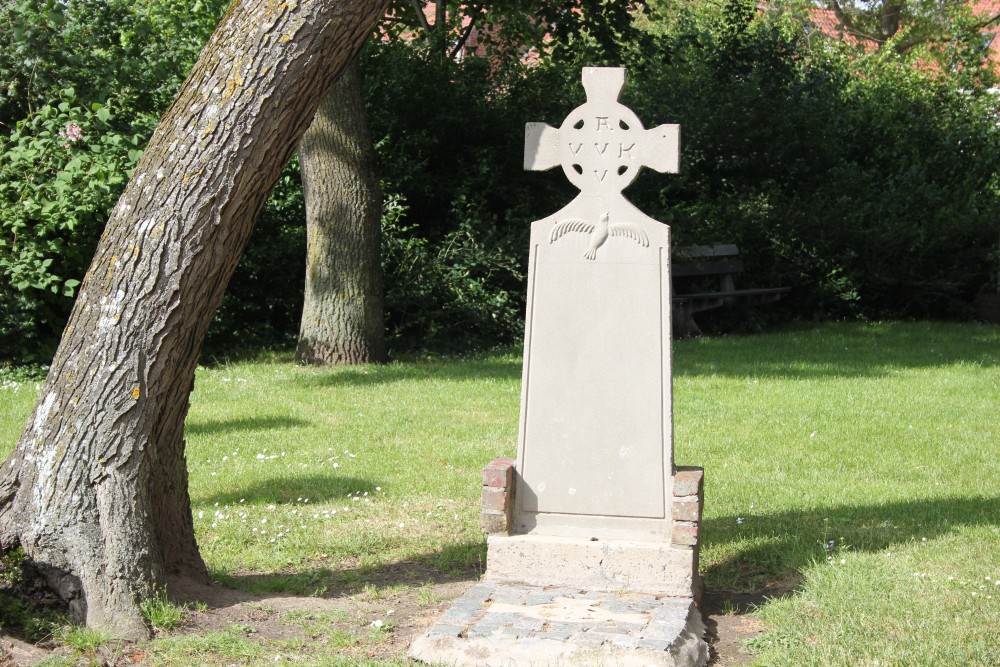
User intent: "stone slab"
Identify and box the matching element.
[409,582,708,667]
[485,534,695,598]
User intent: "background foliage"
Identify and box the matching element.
[2,0,998,363]
[654,0,998,320]
[0,0,231,361]
[0,90,145,360]
[623,0,1000,323]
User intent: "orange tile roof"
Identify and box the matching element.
[971,1,1000,68]
[806,1,999,71]
[807,7,878,50]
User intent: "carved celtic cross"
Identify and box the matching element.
[525,67,679,196]
[524,67,679,260]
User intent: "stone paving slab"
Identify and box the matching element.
[409,582,708,667]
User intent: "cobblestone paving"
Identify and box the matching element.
[411,582,708,666]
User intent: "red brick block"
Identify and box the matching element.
[481,486,507,512]
[673,498,702,522]
[673,466,704,497]
[672,521,700,547]
[482,457,516,488]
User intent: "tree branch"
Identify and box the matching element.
[448,1,485,61]
[828,0,856,34]
[890,8,1000,56]
[881,1,903,38]
[828,0,886,46]
[409,0,430,32]
[973,10,1000,31]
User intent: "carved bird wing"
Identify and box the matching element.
[550,219,595,243]
[608,223,650,247]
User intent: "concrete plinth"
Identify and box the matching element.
[409,582,708,667]
[485,534,697,598]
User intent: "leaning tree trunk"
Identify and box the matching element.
[0,0,388,639]
[296,56,388,365]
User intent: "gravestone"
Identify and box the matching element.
[513,67,678,537]
[410,67,707,667]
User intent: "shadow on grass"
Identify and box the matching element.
[206,540,486,603]
[300,355,521,388]
[674,321,1000,380]
[701,494,1000,595]
[186,415,311,436]
[195,475,381,507]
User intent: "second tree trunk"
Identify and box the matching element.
[296,57,387,365]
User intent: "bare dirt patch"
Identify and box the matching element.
[1,637,49,667]
[701,576,801,666]
[0,563,475,665]
[165,569,475,661]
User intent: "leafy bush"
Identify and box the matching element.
[360,39,582,352]
[0,0,228,127]
[621,0,1000,324]
[380,195,525,352]
[2,0,997,363]
[0,0,229,362]
[0,548,66,642]
[154,11,1000,353]
[0,547,25,590]
[0,91,144,361]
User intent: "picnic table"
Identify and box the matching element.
[672,243,790,337]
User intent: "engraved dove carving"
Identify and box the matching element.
[549,212,649,260]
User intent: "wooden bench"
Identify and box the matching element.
[672,244,790,337]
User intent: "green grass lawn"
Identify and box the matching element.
[1,321,997,666]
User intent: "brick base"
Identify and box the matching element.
[672,466,704,547]
[480,460,704,545]
[480,457,515,534]
[672,465,704,601]
[480,456,705,602]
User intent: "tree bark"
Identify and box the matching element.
[0,0,387,638]
[295,56,388,365]
[881,1,904,39]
